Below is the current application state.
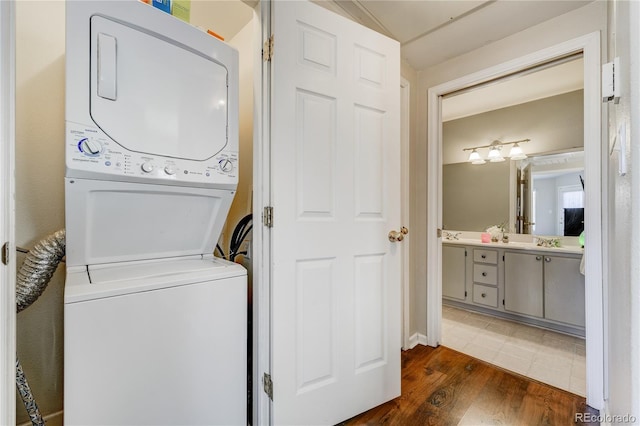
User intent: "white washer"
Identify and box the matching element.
[63,1,245,424]
[65,257,246,425]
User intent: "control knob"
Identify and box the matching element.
[141,162,154,173]
[164,165,177,175]
[79,138,102,156]
[219,158,233,173]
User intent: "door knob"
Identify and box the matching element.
[388,227,409,242]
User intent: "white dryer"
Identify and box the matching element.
[63,1,246,425]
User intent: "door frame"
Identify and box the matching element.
[425,32,605,409]
[400,77,411,350]
[253,0,271,425]
[0,0,16,424]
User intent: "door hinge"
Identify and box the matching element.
[263,34,274,62]
[1,242,8,265]
[263,373,273,400]
[503,299,505,306]
[263,206,274,228]
[437,228,442,238]
[464,290,467,298]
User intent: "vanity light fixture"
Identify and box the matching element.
[463,138,530,164]
[467,149,486,164]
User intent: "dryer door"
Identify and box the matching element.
[90,16,228,161]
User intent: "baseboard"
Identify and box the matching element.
[408,333,428,349]
[18,410,63,426]
[586,403,637,426]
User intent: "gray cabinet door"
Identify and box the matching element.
[504,252,543,317]
[544,255,585,327]
[443,245,466,300]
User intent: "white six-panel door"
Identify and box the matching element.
[270,1,401,424]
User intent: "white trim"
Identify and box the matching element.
[426,90,442,347]
[408,333,428,349]
[400,77,411,350]
[509,161,517,233]
[254,1,271,425]
[426,32,605,410]
[0,1,16,425]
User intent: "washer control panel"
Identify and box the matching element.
[66,122,238,185]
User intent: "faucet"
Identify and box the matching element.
[443,231,461,240]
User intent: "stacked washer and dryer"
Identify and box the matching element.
[63,1,246,424]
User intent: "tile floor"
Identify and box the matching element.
[442,304,586,396]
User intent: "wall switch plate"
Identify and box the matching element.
[602,57,621,103]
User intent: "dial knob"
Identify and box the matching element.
[141,162,154,173]
[79,138,102,155]
[219,159,233,173]
[164,165,177,175]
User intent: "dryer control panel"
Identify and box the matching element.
[66,122,238,187]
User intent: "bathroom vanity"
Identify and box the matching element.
[443,239,585,337]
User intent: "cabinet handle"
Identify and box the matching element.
[481,293,487,298]
[545,257,551,262]
[536,256,542,261]
[482,272,487,277]
[481,254,486,259]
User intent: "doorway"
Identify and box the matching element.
[440,56,587,395]
[426,32,604,409]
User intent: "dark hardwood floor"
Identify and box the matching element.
[342,345,599,425]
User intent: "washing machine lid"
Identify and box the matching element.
[65,178,235,267]
[88,256,229,283]
[65,255,246,303]
[90,15,228,161]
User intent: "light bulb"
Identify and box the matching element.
[468,149,481,162]
[487,146,503,162]
[509,143,527,160]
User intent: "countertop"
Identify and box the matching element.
[442,238,584,255]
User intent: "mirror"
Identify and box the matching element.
[519,150,584,236]
[442,57,584,235]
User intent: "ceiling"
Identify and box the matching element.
[317,0,594,70]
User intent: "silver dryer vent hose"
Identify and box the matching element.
[16,229,65,313]
[15,229,65,426]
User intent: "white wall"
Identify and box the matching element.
[605,0,640,420]
[400,58,419,337]
[411,0,607,338]
[15,1,65,423]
